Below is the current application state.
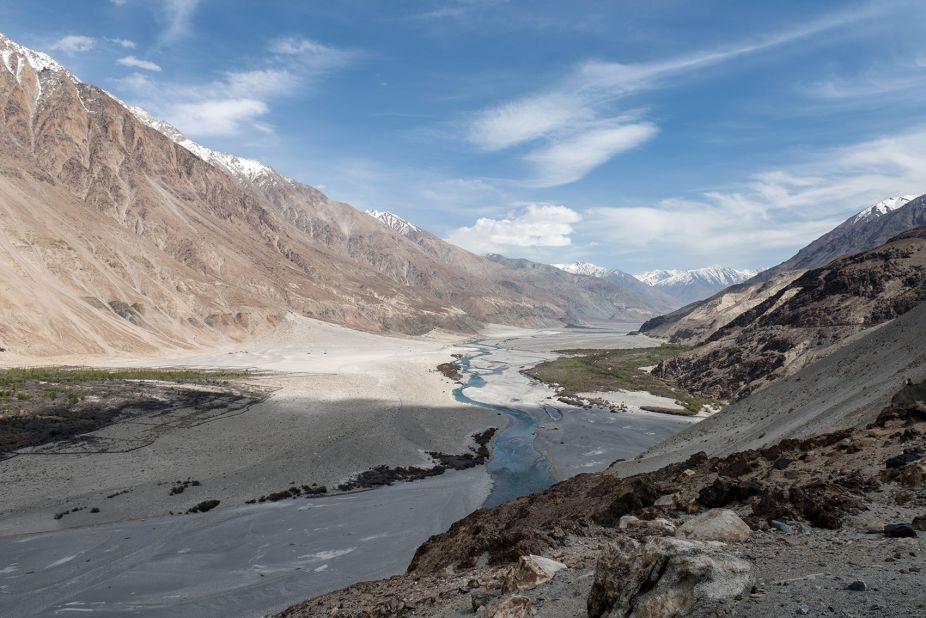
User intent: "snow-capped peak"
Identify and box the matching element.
[128,105,286,186]
[851,196,915,223]
[0,33,76,82]
[365,210,421,236]
[552,261,609,277]
[635,266,757,288]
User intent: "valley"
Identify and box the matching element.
[0,321,693,617]
[0,10,924,618]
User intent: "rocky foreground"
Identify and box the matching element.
[276,384,926,617]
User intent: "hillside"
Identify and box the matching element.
[652,228,926,401]
[0,33,667,356]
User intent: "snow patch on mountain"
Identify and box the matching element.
[552,261,609,277]
[365,210,421,237]
[128,106,287,186]
[635,267,757,288]
[0,33,76,82]
[852,196,915,223]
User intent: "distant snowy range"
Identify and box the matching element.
[554,261,757,306]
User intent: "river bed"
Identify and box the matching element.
[0,325,696,617]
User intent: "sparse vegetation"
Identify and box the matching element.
[0,367,249,389]
[523,345,720,413]
[0,367,259,459]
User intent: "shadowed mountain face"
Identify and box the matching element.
[0,34,666,356]
[639,193,926,344]
[653,228,926,402]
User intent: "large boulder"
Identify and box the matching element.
[501,554,567,592]
[587,536,752,618]
[676,509,751,542]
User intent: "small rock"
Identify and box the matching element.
[913,515,926,531]
[847,580,867,591]
[770,520,793,534]
[798,523,812,534]
[618,515,676,535]
[773,457,793,470]
[472,594,494,612]
[654,494,676,508]
[885,450,923,469]
[797,603,810,614]
[676,509,751,542]
[484,595,532,618]
[681,468,696,477]
[884,523,917,538]
[501,554,566,592]
[860,516,885,533]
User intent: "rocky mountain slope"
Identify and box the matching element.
[0,33,667,356]
[486,254,676,321]
[652,228,926,402]
[639,193,926,344]
[773,194,923,274]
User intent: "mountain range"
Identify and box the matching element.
[554,262,756,306]
[0,33,686,357]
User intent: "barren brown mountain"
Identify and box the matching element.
[652,228,926,401]
[0,34,669,357]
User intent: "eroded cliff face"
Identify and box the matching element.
[652,229,926,402]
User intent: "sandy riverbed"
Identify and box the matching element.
[0,314,499,536]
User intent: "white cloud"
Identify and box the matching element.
[445,203,581,254]
[269,36,357,71]
[576,127,926,264]
[166,99,269,137]
[466,4,888,186]
[525,121,658,187]
[106,37,137,49]
[469,92,589,151]
[118,55,162,72]
[113,35,356,139]
[162,0,201,43]
[51,35,95,53]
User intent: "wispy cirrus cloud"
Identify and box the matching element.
[106,37,137,49]
[115,35,358,138]
[466,4,890,187]
[524,120,658,188]
[576,127,926,265]
[118,55,161,72]
[51,35,95,53]
[160,0,201,44]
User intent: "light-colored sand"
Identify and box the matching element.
[0,314,499,535]
[576,389,690,415]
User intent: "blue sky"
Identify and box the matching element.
[4,0,926,272]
